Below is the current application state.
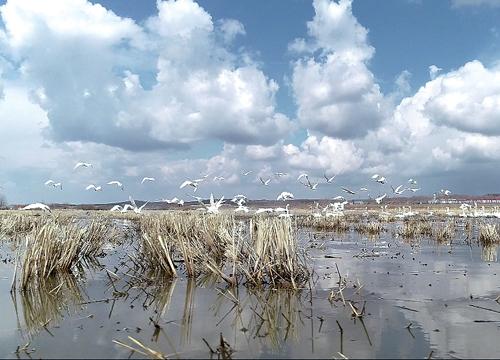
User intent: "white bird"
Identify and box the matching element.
[324,173,336,183]
[213,176,225,181]
[205,193,224,214]
[22,202,51,212]
[86,184,102,191]
[275,172,287,177]
[371,174,379,180]
[375,193,387,204]
[408,188,420,192]
[110,205,122,212]
[45,180,62,190]
[74,162,93,170]
[376,176,386,184]
[129,196,149,214]
[391,185,406,195]
[274,203,290,213]
[107,181,124,190]
[277,191,294,201]
[141,177,155,184]
[297,173,309,182]
[440,189,451,196]
[242,170,252,176]
[259,177,271,186]
[341,186,356,195]
[359,187,368,192]
[333,195,346,201]
[180,180,199,192]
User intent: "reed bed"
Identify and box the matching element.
[354,222,385,236]
[435,222,455,243]
[479,224,500,245]
[297,216,350,233]
[18,216,116,289]
[139,213,308,289]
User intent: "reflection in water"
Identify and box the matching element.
[17,273,85,338]
[181,278,196,346]
[481,244,498,262]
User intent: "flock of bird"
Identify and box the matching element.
[16,161,457,217]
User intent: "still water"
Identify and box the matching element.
[0,219,499,358]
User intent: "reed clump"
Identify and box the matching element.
[297,216,350,233]
[246,216,308,288]
[19,217,114,289]
[139,213,309,289]
[435,222,455,243]
[479,224,500,245]
[354,222,385,236]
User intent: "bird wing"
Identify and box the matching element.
[129,195,137,209]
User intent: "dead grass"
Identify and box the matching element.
[479,224,500,245]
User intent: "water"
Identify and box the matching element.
[0,219,499,358]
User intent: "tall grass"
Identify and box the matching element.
[139,212,308,289]
[18,217,114,289]
[479,224,500,245]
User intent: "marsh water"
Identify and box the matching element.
[1,218,499,358]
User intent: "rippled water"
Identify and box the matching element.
[0,218,499,358]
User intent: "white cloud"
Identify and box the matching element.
[291,0,385,139]
[283,135,364,175]
[0,0,291,150]
[429,65,442,80]
[217,19,246,43]
[424,61,500,135]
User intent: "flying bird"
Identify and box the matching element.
[45,180,62,190]
[107,181,124,190]
[275,172,287,177]
[440,189,451,196]
[213,176,225,181]
[74,162,93,170]
[341,186,356,195]
[205,193,224,214]
[110,205,122,212]
[242,170,252,176]
[141,177,155,184]
[129,196,149,214]
[297,173,309,182]
[180,180,199,192]
[85,184,102,192]
[391,185,407,195]
[324,173,337,183]
[259,177,271,186]
[375,193,387,204]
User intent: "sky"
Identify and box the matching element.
[1,0,500,204]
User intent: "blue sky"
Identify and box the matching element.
[1,0,500,204]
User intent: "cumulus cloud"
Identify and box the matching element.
[283,135,364,175]
[290,0,385,139]
[423,61,500,135]
[0,0,290,151]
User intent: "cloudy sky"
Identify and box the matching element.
[1,0,500,204]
